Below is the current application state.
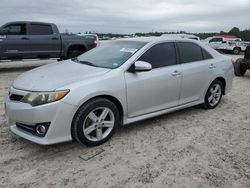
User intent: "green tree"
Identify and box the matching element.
[228,27,240,37]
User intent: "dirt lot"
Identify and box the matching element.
[0,57,250,188]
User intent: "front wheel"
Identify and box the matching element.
[203,80,223,109]
[72,98,120,146]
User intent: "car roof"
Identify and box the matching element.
[4,21,54,25]
[117,36,198,43]
[118,37,224,59]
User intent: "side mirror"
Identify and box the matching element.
[222,41,226,44]
[134,61,152,72]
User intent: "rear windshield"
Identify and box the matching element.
[74,41,147,69]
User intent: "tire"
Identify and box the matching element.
[72,98,120,146]
[233,47,241,55]
[68,50,84,59]
[234,58,247,76]
[203,80,223,109]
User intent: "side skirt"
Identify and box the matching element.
[123,100,204,125]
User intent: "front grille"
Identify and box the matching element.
[10,94,24,101]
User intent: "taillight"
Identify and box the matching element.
[94,37,98,47]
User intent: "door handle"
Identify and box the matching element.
[21,37,29,40]
[209,64,216,69]
[171,70,181,76]
[51,37,59,40]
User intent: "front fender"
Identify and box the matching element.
[59,70,128,119]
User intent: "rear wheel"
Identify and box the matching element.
[72,98,120,146]
[203,80,223,109]
[233,47,241,55]
[68,50,85,59]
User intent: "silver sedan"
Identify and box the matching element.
[5,37,234,146]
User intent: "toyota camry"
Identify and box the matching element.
[5,37,234,146]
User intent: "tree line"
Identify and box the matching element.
[135,27,250,41]
[63,27,250,41]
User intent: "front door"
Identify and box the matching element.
[125,42,182,118]
[209,37,223,49]
[0,23,30,59]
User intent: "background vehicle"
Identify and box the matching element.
[5,38,234,146]
[206,35,247,54]
[234,46,250,76]
[161,34,200,40]
[0,21,98,60]
[76,33,100,47]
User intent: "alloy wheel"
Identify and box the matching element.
[83,107,115,142]
[208,83,222,107]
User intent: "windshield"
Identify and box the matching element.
[74,41,147,69]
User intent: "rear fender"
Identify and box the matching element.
[62,42,88,58]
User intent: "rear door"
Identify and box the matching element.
[176,42,215,104]
[125,42,182,118]
[0,23,30,59]
[27,23,61,58]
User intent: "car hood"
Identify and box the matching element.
[13,60,111,91]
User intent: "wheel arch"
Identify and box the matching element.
[70,94,124,140]
[233,47,241,54]
[215,77,226,95]
[92,95,124,122]
[71,94,124,127]
[233,46,241,50]
[66,44,87,58]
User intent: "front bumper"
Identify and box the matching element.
[5,87,78,145]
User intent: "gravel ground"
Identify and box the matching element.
[0,57,250,188]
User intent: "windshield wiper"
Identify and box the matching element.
[72,58,100,67]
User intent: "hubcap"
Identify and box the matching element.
[208,83,222,107]
[83,107,115,142]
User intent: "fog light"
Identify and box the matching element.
[35,123,50,136]
[36,125,46,134]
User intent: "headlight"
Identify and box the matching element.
[21,90,69,106]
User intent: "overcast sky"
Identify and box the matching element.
[1,0,250,34]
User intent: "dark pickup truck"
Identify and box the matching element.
[0,21,98,60]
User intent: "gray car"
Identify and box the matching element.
[5,37,234,146]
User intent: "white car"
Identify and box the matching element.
[161,34,200,41]
[206,36,246,54]
[5,37,234,146]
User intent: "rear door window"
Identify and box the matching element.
[138,42,177,68]
[30,24,53,35]
[177,42,203,63]
[202,49,213,60]
[177,42,213,63]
